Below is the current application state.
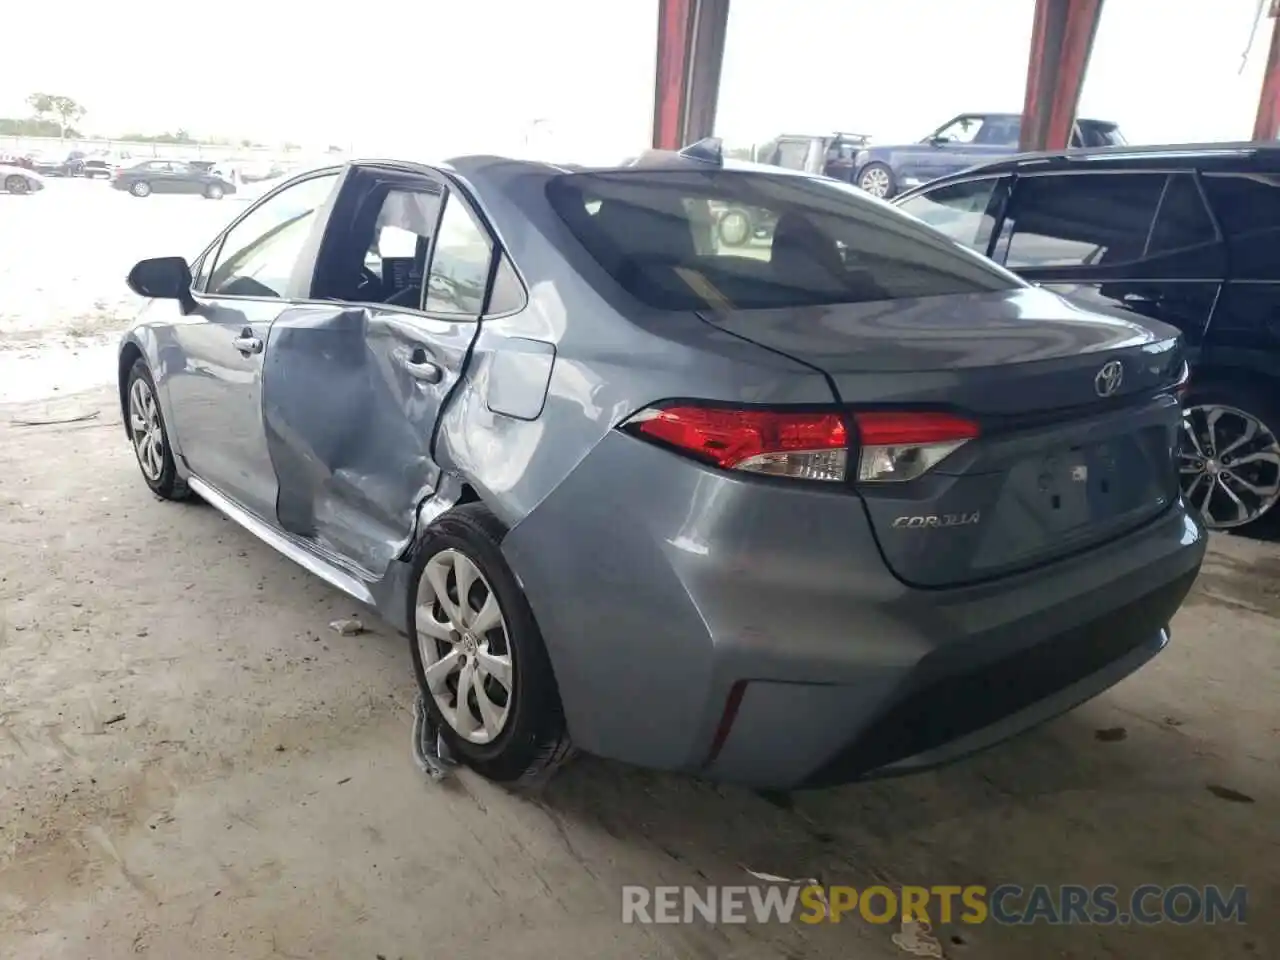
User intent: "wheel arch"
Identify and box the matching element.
[1187,360,1280,401]
[117,338,146,439]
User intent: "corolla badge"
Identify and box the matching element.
[1094,360,1124,398]
[891,512,981,529]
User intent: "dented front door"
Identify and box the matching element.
[260,304,476,577]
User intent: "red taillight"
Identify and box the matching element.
[623,404,980,484]
[625,405,849,481]
[853,411,979,483]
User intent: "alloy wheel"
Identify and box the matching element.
[859,166,891,198]
[1180,403,1280,529]
[415,548,514,744]
[129,377,165,482]
[5,175,28,195]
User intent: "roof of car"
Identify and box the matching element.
[898,141,1280,193]
[442,149,825,181]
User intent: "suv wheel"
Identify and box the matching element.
[1180,383,1280,530]
[857,162,895,199]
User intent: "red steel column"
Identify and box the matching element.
[1019,0,1105,152]
[1252,3,1280,141]
[652,0,731,150]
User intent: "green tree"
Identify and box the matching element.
[26,92,86,137]
[26,92,54,121]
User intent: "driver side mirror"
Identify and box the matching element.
[928,136,949,147]
[127,256,196,312]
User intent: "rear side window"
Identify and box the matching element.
[1147,173,1217,255]
[1200,173,1280,280]
[896,177,1004,253]
[1001,173,1165,269]
[425,194,494,316]
[545,170,1020,311]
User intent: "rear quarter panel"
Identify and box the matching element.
[432,161,837,531]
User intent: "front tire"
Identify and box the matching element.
[204,183,224,200]
[408,503,572,785]
[857,162,896,199]
[4,175,29,195]
[130,181,151,197]
[1180,382,1280,531]
[125,359,188,500]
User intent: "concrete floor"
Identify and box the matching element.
[0,386,1276,960]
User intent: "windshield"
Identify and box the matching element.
[545,170,1021,312]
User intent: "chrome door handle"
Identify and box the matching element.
[232,335,263,355]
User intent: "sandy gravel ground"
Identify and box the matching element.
[0,180,1277,960]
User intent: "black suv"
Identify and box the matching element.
[895,142,1280,531]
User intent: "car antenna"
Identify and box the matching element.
[678,137,724,165]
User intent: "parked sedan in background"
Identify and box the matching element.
[112,159,236,198]
[0,163,45,195]
[895,141,1280,531]
[116,145,1203,790]
[852,113,1126,198]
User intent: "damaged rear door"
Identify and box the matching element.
[262,164,495,578]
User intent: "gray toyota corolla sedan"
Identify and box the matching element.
[117,143,1205,789]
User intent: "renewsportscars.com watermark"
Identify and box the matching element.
[621,884,1248,926]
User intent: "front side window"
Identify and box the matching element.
[546,169,1021,312]
[424,195,494,316]
[1147,173,1217,255]
[1001,173,1165,269]
[930,116,985,145]
[897,177,1003,252]
[358,188,442,308]
[206,173,339,298]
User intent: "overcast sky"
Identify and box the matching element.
[0,0,1273,159]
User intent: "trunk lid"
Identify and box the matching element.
[699,287,1186,588]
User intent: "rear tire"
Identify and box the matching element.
[857,162,896,199]
[407,503,573,785]
[1181,381,1280,531]
[130,181,151,197]
[125,358,189,501]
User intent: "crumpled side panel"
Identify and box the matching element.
[262,304,473,576]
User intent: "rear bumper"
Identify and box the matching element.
[502,431,1206,790]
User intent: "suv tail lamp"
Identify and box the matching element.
[621,405,979,484]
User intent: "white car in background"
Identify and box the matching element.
[0,163,45,195]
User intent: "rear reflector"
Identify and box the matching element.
[853,411,979,482]
[624,405,849,481]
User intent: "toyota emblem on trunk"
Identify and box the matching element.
[1094,360,1124,397]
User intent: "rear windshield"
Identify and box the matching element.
[545,170,1020,311]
